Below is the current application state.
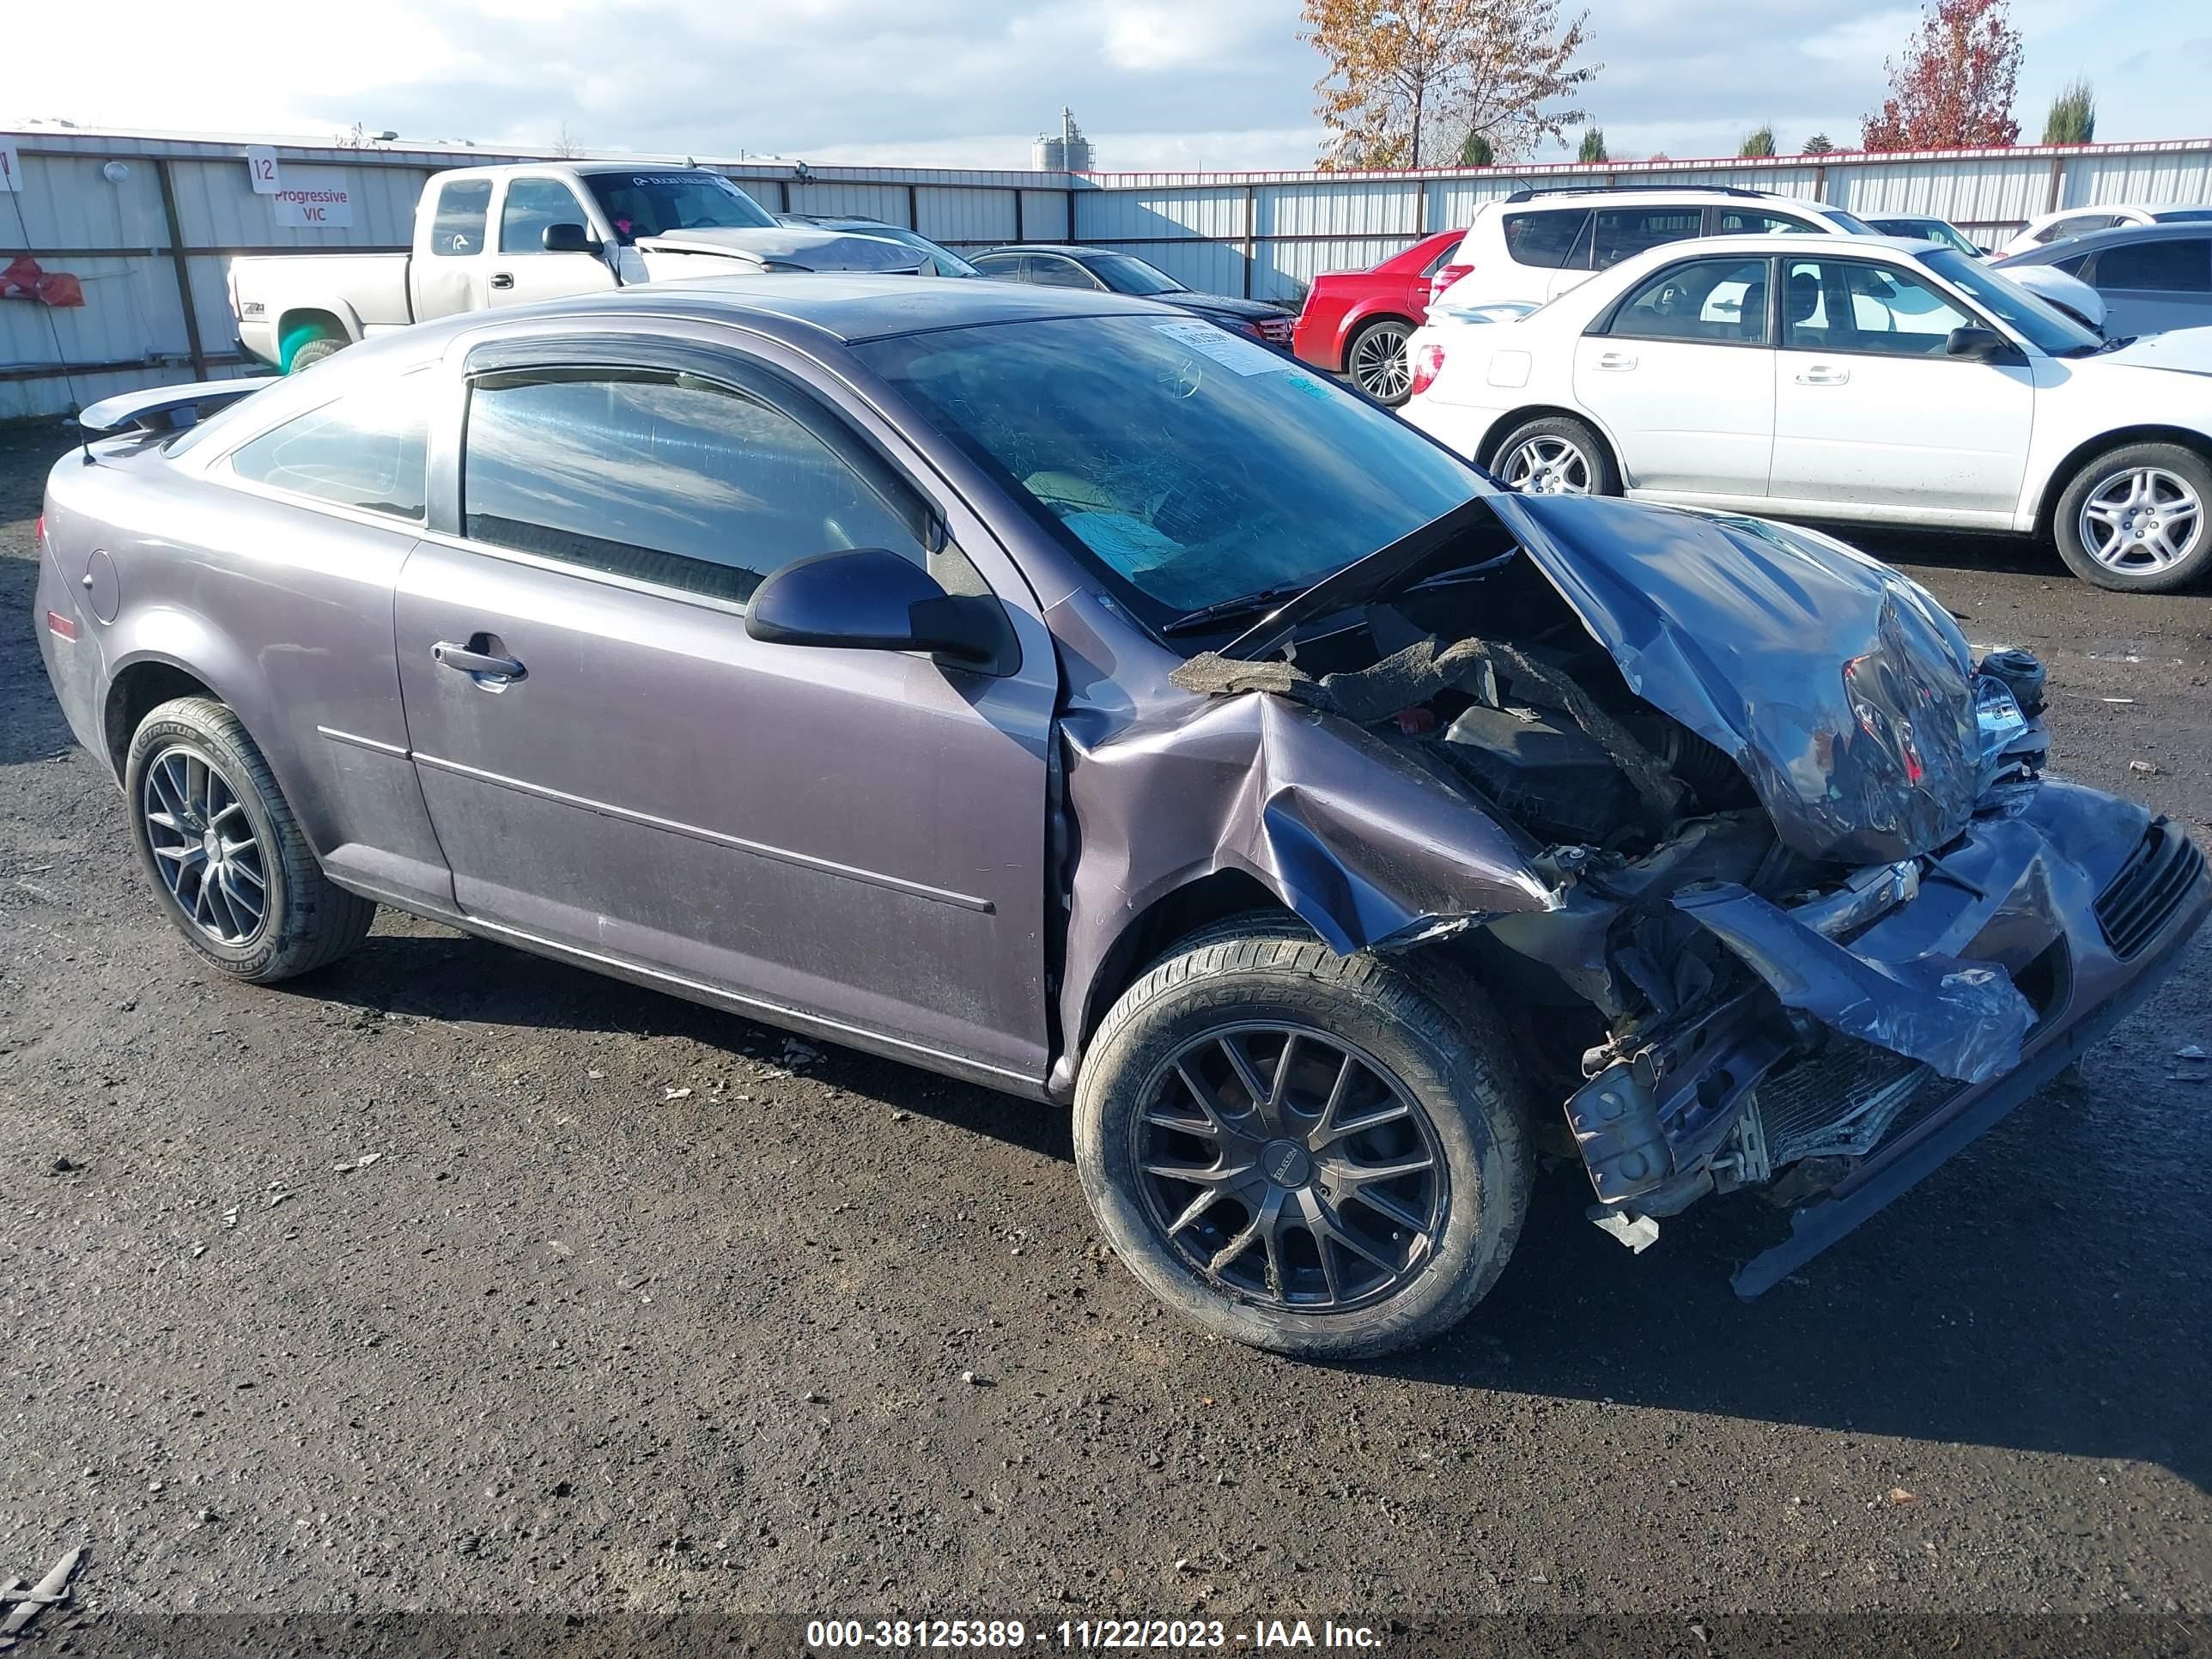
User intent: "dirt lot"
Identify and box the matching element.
[3,422,2210,1642]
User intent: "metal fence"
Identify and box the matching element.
[7,125,2211,419]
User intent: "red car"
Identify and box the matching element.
[1291,228,1465,405]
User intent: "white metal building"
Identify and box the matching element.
[5,123,2210,419]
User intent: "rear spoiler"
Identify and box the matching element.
[77,377,279,440]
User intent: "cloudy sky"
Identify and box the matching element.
[4,0,2206,170]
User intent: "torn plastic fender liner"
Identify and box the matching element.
[1057,691,1559,1066]
[1673,882,2032,1085]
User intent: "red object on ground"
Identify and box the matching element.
[1291,228,1463,374]
[0,254,86,307]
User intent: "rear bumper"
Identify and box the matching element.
[1727,785,2209,1293]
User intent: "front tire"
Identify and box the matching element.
[125,697,375,982]
[1489,413,1620,497]
[2052,441,2212,592]
[1074,920,1530,1359]
[1345,317,1415,405]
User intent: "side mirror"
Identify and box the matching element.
[1945,325,2020,363]
[745,548,1013,672]
[542,222,601,255]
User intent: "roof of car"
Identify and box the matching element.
[1606,232,1942,260]
[447,273,1177,345]
[975,244,1101,257]
[2000,219,2212,261]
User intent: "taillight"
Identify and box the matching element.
[1430,262,1474,303]
[1409,343,1446,397]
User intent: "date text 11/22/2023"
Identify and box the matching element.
[803,1620,1387,1649]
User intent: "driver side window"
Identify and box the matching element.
[461,367,926,605]
[1781,258,1972,356]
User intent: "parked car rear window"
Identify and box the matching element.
[227,375,429,520]
[1501,210,1589,269]
[429,179,494,258]
[853,314,1484,621]
[1593,208,1704,269]
[1715,209,1816,236]
[461,368,921,604]
[2094,238,2211,293]
[1607,256,1770,344]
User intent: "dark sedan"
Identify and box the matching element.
[34,278,2208,1358]
[971,244,1296,346]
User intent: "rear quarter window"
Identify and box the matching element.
[227,374,430,520]
[1501,210,1591,270]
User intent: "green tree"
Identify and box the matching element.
[1739,123,1776,157]
[1802,132,1835,154]
[1459,129,1496,166]
[2044,77,2095,144]
[1577,125,1607,162]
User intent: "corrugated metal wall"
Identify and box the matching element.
[8,126,2212,416]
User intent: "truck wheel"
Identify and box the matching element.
[1074,917,1530,1359]
[2052,441,2212,592]
[281,325,348,374]
[125,697,376,982]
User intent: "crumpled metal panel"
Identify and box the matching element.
[1059,690,1557,1039]
[1673,881,2033,1084]
[1491,495,1985,866]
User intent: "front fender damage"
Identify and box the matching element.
[1055,691,1559,1080]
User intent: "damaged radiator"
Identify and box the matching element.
[1747,1039,1931,1171]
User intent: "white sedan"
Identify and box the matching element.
[1401,234,2212,592]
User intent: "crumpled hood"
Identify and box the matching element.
[635,226,924,273]
[1490,493,1984,866]
[2077,325,2212,377]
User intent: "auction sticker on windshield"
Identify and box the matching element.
[1153,319,1289,376]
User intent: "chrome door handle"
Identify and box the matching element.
[1595,350,1638,370]
[1794,364,1849,385]
[489,272,514,290]
[433,639,526,685]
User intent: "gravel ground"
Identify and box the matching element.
[3,423,2209,1641]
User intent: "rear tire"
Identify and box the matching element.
[2051,441,2212,592]
[1489,413,1620,497]
[1074,916,1531,1359]
[125,697,375,983]
[1345,317,1415,404]
[282,327,348,374]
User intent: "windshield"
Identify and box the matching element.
[580,171,777,245]
[1922,247,2102,354]
[853,315,1486,622]
[1824,209,1878,235]
[1086,253,1188,295]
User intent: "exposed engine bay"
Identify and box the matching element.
[1104,490,2178,1287]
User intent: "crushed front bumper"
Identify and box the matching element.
[1566,780,2210,1293]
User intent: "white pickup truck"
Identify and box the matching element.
[228,163,926,372]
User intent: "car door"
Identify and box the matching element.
[1770,253,2033,515]
[487,175,619,308]
[1571,252,1776,497]
[2088,237,2212,338]
[410,176,495,320]
[391,329,1060,1086]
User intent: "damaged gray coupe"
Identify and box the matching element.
[34,277,2210,1357]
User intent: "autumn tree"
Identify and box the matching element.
[1304,0,1600,169]
[2044,77,2095,143]
[1802,132,1835,154]
[1739,124,1776,157]
[1860,0,2022,150]
[1578,126,1607,162]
